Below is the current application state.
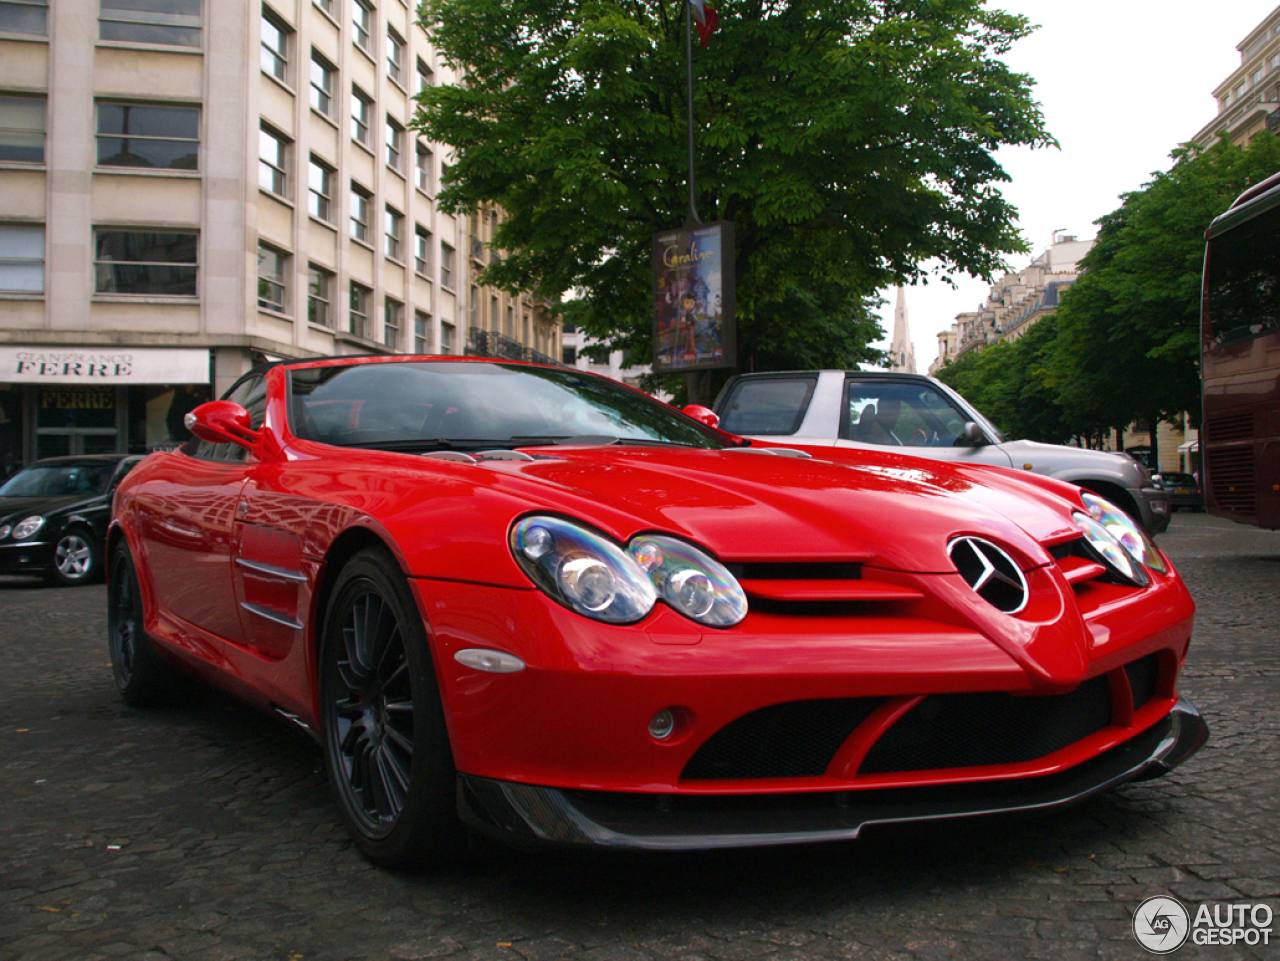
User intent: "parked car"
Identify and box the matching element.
[0,454,142,585]
[713,370,1171,535]
[109,356,1205,867]
[1155,472,1204,512]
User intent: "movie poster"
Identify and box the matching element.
[652,221,735,372]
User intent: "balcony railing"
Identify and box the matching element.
[468,327,562,365]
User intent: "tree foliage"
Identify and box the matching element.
[1049,133,1280,437]
[414,0,1053,382]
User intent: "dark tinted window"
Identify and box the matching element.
[97,102,199,170]
[94,230,197,296]
[717,377,816,435]
[0,460,117,496]
[1206,199,1280,349]
[99,0,201,47]
[289,361,724,451]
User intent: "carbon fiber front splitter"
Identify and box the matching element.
[456,698,1208,852]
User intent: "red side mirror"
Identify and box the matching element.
[682,404,720,429]
[186,400,261,451]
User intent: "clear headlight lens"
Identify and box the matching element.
[510,517,749,627]
[1073,511,1149,587]
[628,534,748,627]
[12,516,44,540]
[0,524,10,540]
[1080,492,1167,575]
[511,516,656,624]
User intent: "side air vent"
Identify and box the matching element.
[947,537,1028,615]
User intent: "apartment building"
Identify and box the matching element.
[928,234,1092,374]
[0,0,558,472]
[1190,4,1280,148]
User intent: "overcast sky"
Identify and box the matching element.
[872,1,1276,372]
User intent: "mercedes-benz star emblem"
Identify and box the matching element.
[947,536,1029,614]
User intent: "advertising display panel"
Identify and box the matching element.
[652,221,735,372]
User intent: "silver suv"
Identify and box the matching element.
[713,370,1170,535]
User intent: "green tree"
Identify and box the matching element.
[415,0,1053,396]
[1049,133,1280,455]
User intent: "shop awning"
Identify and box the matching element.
[0,347,210,385]
[1177,440,1199,453]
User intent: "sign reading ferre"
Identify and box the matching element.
[0,347,210,384]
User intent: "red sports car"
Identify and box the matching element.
[108,355,1207,867]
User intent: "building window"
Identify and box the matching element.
[94,229,197,296]
[0,0,48,37]
[351,0,372,54]
[349,281,370,338]
[415,141,433,193]
[386,116,404,171]
[351,86,371,147]
[258,125,289,196]
[387,28,404,85]
[414,310,430,353]
[469,285,479,325]
[96,101,198,171]
[100,0,201,47]
[491,295,499,332]
[384,298,402,350]
[440,320,455,354]
[414,225,432,276]
[350,182,371,242]
[313,0,332,13]
[385,206,403,260]
[440,243,454,289]
[0,224,44,293]
[257,242,287,312]
[310,51,335,117]
[308,264,333,326]
[416,57,434,95]
[261,9,289,82]
[0,95,45,164]
[308,156,334,222]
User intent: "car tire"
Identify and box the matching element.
[107,541,175,706]
[50,529,99,586]
[319,547,466,869]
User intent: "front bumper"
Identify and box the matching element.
[1136,485,1172,535]
[0,540,53,576]
[457,697,1208,852]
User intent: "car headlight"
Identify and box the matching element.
[510,517,749,628]
[1080,492,1167,575]
[628,535,748,627]
[511,516,657,624]
[0,524,10,540]
[1073,511,1149,587]
[11,516,44,540]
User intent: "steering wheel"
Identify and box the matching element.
[910,429,929,446]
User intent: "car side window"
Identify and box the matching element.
[186,375,267,463]
[718,377,816,435]
[843,381,971,447]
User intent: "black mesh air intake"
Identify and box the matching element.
[859,675,1114,774]
[682,698,885,781]
[1124,654,1161,711]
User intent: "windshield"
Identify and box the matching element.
[0,461,117,497]
[288,361,725,451]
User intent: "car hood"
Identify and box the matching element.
[0,494,99,525]
[471,445,1081,574]
[997,439,1145,480]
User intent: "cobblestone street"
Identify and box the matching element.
[1,512,1277,961]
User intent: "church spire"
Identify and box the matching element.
[890,287,916,373]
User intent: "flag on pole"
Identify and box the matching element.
[688,0,719,47]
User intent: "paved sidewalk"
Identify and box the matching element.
[1,513,1276,960]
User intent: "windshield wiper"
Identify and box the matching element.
[331,437,507,452]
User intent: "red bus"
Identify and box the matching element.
[1200,169,1280,529]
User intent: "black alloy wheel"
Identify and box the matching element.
[107,541,172,705]
[51,529,99,585]
[320,547,464,868]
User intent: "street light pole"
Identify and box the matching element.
[685,0,700,227]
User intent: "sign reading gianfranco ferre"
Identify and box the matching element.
[0,347,210,385]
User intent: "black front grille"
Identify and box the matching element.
[1125,654,1160,710]
[859,676,1114,774]
[682,698,885,781]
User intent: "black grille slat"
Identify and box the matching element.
[859,676,1114,774]
[1206,411,1254,442]
[1124,654,1160,711]
[682,698,885,781]
[725,562,863,580]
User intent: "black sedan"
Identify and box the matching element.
[0,454,142,585]
[1155,472,1204,513]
